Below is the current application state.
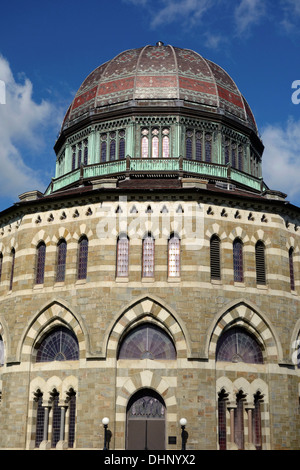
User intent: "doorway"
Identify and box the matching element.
[126,389,166,450]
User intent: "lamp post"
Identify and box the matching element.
[102,417,109,450]
[179,418,187,450]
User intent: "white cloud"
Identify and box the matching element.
[0,55,58,201]
[234,0,266,36]
[150,0,214,28]
[261,118,300,203]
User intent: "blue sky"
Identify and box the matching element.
[0,0,300,211]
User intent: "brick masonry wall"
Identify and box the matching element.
[0,193,299,449]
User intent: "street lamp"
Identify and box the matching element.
[102,417,110,450]
[179,418,187,450]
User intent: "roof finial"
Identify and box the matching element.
[156,41,164,46]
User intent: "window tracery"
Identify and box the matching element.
[36,326,79,362]
[118,323,176,360]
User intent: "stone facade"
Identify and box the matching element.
[0,43,299,450]
[0,183,299,450]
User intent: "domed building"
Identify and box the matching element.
[0,42,299,450]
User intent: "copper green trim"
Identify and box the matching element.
[48,158,263,194]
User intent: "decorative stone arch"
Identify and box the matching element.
[250,229,272,248]
[286,236,299,252]
[17,299,88,363]
[205,223,227,244]
[228,227,250,245]
[117,372,177,418]
[206,299,282,363]
[31,230,51,248]
[51,227,72,245]
[104,295,190,359]
[115,370,177,449]
[73,224,93,242]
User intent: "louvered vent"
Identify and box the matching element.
[210,235,221,280]
[255,241,266,285]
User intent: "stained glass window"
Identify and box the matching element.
[253,392,263,450]
[162,135,169,158]
[83,139,88,165]
[116,235,129,277]
[118,324,176,360]
[110,138,116,161]
[9,248,15,291]
[119,136,125,160]
[205,133,212,162]
[127,389,166,419]
[77,236,88,280]
[152,136,159,158]
[35,242,46,285]
[218,389,228,450]
[168,235,180,277]
[289,247,295,291]
[56,239,67,282]
[101,136,107,162]
[34,390,45,448]
[234,391,245,450]
[141,136,149,158]
[36,326,79,362]
[216,327,263,364]
[196,132,202,161]
[68,390,76,448]
[233,238,243,282]
[186,130,193,159]
[142,235,155,278]
[51,391,61,448]
[255,241,266,285]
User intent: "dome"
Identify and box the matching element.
[61,42,257,135]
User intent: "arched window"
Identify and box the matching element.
[253,391,263,450]
[118,323,176,360]
[110,137,116,161]
[0,335,4,366]
[168,234,180,277]
[119,133,125,159]
[289,247,295,291]
[56,239,67,282]
[185,130,193,159]
[210,235,221,281]
[218,389,228,450]
[9,248,15,291]
[51,390,61,448]
[77,236,88,280]
[205,133,212,162]
[34,390,45,448]
[162,129,170,158]
[255,241,266,285]
[83,139,88,165]
[36,326,79,362]
[142,234,155,278]
[116,234,129,277]
[152,135,159,158]
[67,389,77,448]
[100,137,107,162]
[216,326,263,364]
[35,242,46,285]
[233,238,243,282]
[234,390,246,450]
